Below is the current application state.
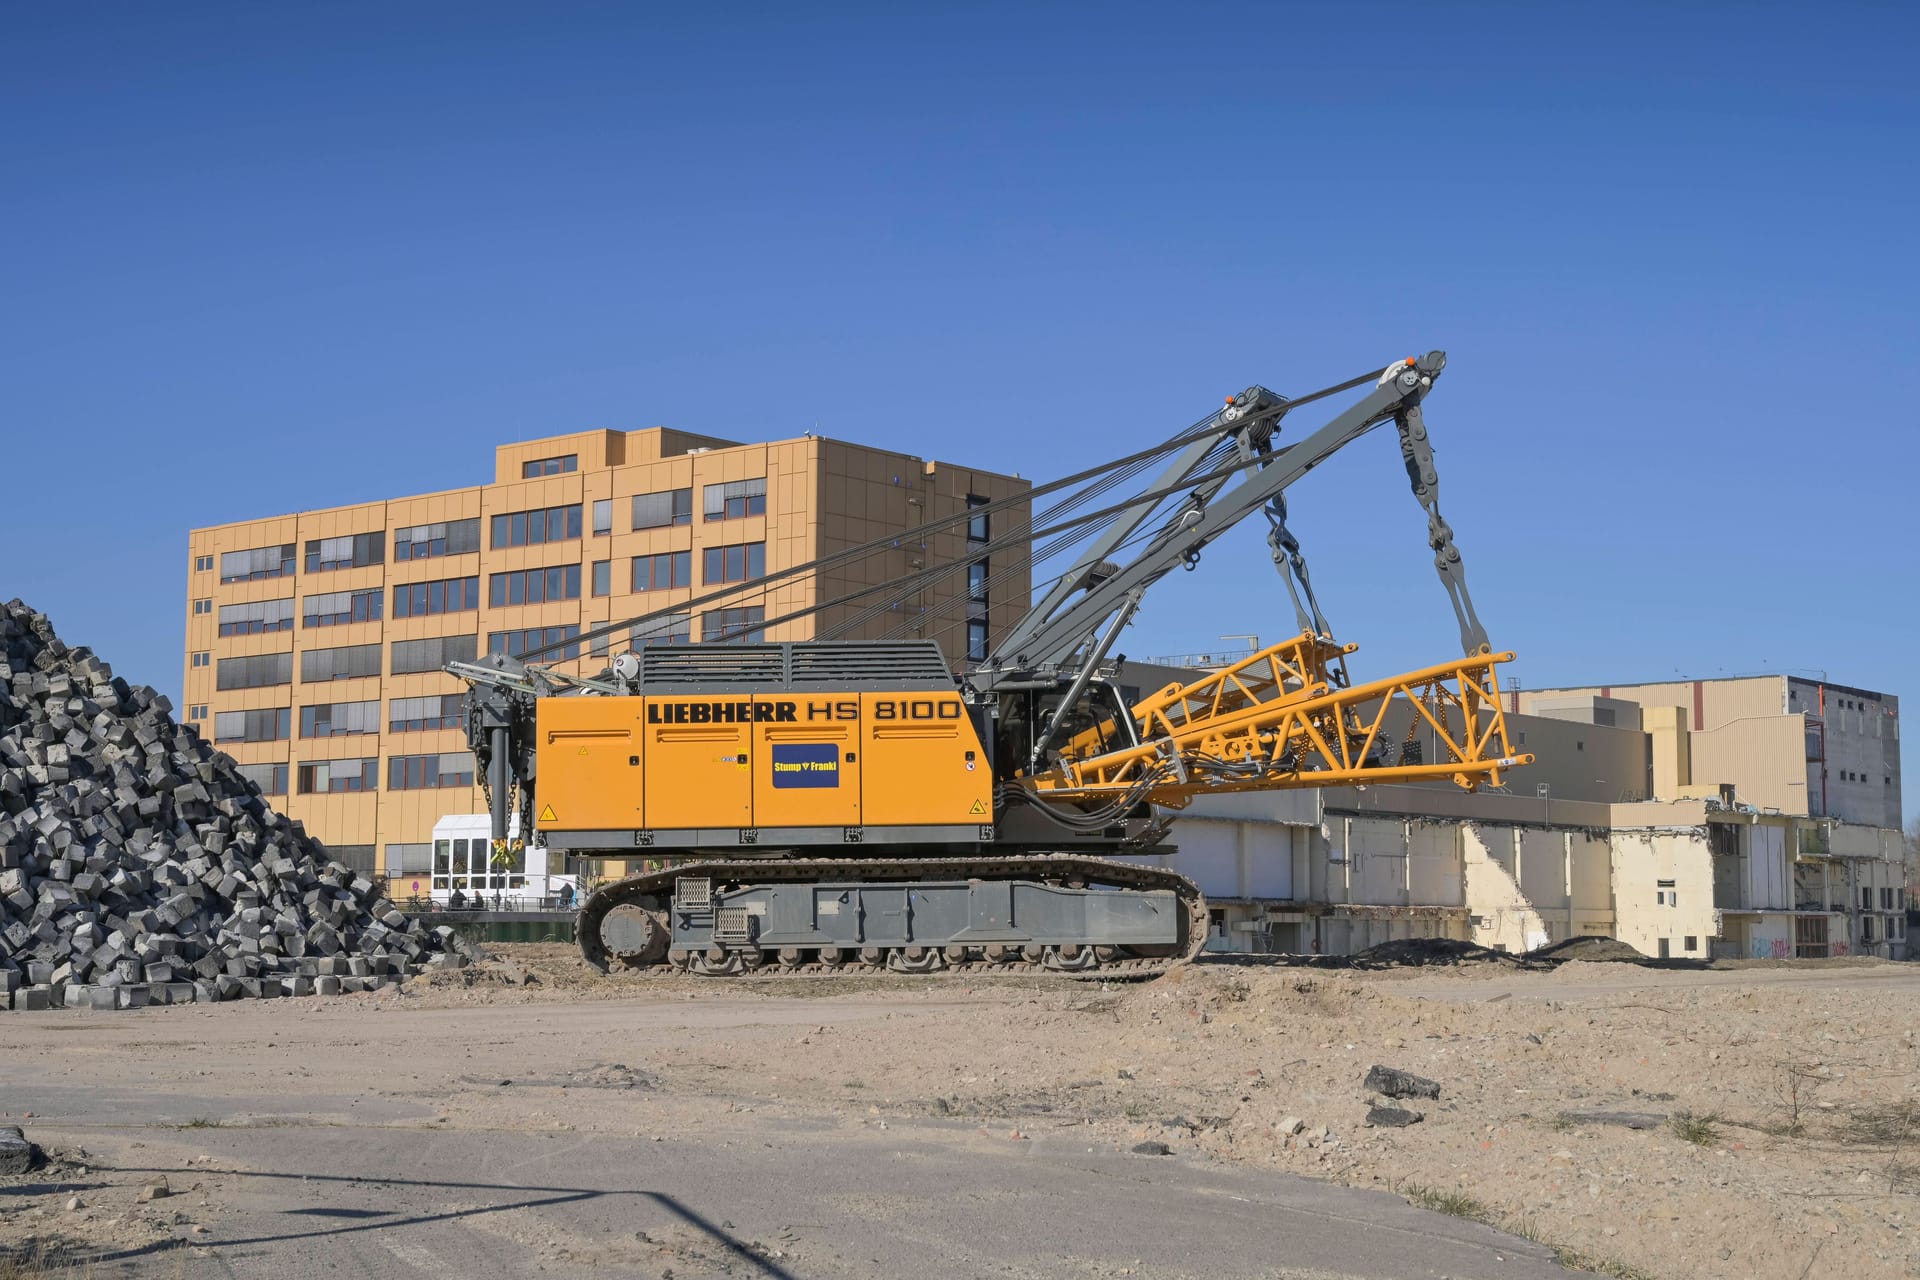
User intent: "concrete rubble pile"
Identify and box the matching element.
[0,599,470,1011]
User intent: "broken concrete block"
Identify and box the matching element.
[0,1127,38,1174]
[1365,1104,1424,1128]
[1363,1065,1441,1100]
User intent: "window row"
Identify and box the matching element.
[215,636,488,688]
[703,606,765,644]
[704,477,766,522]
[394,518,481,561]
[215,707,290,744]
[216,652,293,691]
[489,626,581,661]
[389,694,464,733]
[393,576,481,618]
[302,643,382,682]
[392,634,478,674]
[206,608,778,699]
[296,758,378,794]
[236,761,289,795]
[204,694,469,746]
[521,454,578,478]
[207,479,784,587]
[590,613,691,654]
[300,700,381,738]
[218,598,294,636]
[305,588,383,627]
[388,751,477,791]
[490,504,581,548]
[208,516,510,586]
[307,532,385,573]
[274,760,474,798]
[221,543,295,583]
[488,563,581,607]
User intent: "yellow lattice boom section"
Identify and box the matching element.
[1028,632,1533,808]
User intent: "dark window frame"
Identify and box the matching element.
[701,541,765,585]
[703,477,767,522]
[520,454,579,478]
[632,550,693,592]
[487,626,581,661]
[390,633,479,674]
[304,531,385,573]
[392,576,481,619]
[295,757,378,794]
[303,587,384,628]
[487,563,582,608]
[966,494,990,543]
[219,543,297,584]
[702,606,765,644]
[631,488,693,530]
[387,752,478,790]
[488,504,582,549]
[393,517,481,561]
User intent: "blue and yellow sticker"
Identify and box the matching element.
[770,743,840,788]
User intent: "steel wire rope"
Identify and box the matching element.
[514,363,1389,661]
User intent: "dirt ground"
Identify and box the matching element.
[5,945,1919,1279]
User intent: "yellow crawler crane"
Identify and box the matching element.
[455,351,1533,978]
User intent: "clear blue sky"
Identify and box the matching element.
[5,4,1915,819]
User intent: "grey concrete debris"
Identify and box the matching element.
[0,600,471,1011]
[1365,1104,1424,1128]
[1363,1064,1442,1100]
[0,1125,38,1174]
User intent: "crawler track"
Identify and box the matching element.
[577,854,1208,981]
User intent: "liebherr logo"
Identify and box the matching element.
[645,700,858,724]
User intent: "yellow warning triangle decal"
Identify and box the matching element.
[969,799,987,815]
[538,804,557,823]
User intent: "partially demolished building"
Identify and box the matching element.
[1148,674,1907,960]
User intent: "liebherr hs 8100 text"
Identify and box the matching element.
[455,352,1532,977]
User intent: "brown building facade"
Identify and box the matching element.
[183,427,1030,882]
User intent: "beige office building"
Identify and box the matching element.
[183,428,1030,882]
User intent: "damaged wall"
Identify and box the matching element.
[1608,826,1718,959]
